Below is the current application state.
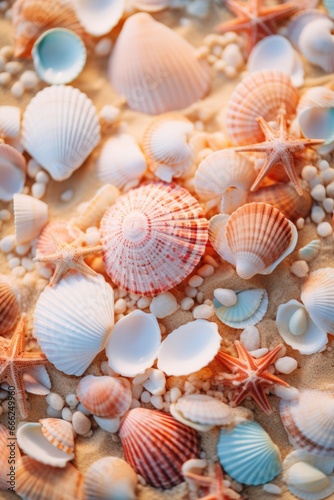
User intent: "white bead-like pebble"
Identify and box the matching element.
[62,407,73,421]
[46,392,64,411]
[150,292,178,318]
[35,171,49,184]
[99,105,120,124]
[240,325,260,351]
[94,38,113,57]
[318,159,330,171]
[140,391,151,403]
[263,484,282,495]
[274,385,299,400]
[5,61,22,75]
[301,165,317,181]
[0,72,11,86]
[94,415,120,433]
[213,288,237,306]
[311,205,325,224]
[0,235,15,253]
[20,70,39,89]
[326,181,334,197]
[150,395,164,409]
[323,198,334,213]
[311,184,326,202]
[60,189,74,202]
[114,298,127,314]
[222,43,244,68]
[65,393,79,409]
[249,347,268,358]
[137,296,151,309]
[170,387,182,403]
[296,218,304,229]
[197,264,215,278]
[275,356,298,374]
[0,209,11,221]
[11,81,24,98]
[27,159,40,178]
[181,297,194,311]
[290,260,309,278]
[72,411,91,435]
[32,182,46,199]
[317,222,333,238]
[11,265,26,278]
[321,168,334,185]
[143,369,166,396]
[192,304,213,319]
[188,274,204,288]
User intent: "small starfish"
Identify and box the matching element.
[216,341,288,414]
[0,315,48,419]
[184,463,235,500]
[234,109,324,195]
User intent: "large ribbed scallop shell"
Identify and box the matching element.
[0,106,20,139]
[299,18,334,73]
[36,220,82,256]
[75,184,120,231]
[14,193,48,245]
[173,394,233,426]
[0,275,20,334]
[0,144,26,202]
[300,268,334,334]
[40,418,75,455]
[108,13,211,115]
[0,424,21,490]
[22,85,100,181]
[225,70,299,145]
[101,182,208,296]
[72,0,124,36]
[119,408,200,489]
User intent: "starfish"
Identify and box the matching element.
[216,340,289,414]
[184,463,236,500]
[0,315,48,419]
[234,109,324,195]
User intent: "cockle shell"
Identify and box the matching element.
[72,0,125,36]
[22,85,101,181]
[0,424,21,490]
[131,0,169,11]
[287,10,327,50]
[214,289,268,329]
[108,13,211,115]
[283,461,334,500]
[300,268,334,334]
[0,106,20,139]
[142,116,194,182]
[33,273,114,376]
[100,182,208,296]
[298,240,321,262]
[36,220,82,256]
[14,193,48,245]
[217,420,282,485]
[0,275,20,334]
[299,18,334,73]
[76,375,132,418]
[0,144,26,202]
[40,418,75,455]
[75,184,120,231]
[225,70,299,145]
[119,408,200,489]
[97,135,147,191]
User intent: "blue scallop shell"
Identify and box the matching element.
[213,289,268,329]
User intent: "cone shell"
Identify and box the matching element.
[214,289,268,328]
[101,182,208,296]
[301,268,334,334]
[22,85,101,181]
[173,394,233,426]
[225,70,299,145]
[108,13,211,115]
[119,408,200,489]
[72,0,124,36]
[0,274,20,334]
[0,106,20,139]
[14,193,48,245]
[76,375,132,418]
[0,144,26,202]
[40,418,75,455]
[36,220,82,256]
[75,184,120,231]
[0,424,21,490]
[299,18,334,73]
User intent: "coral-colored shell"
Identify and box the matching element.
[14,193,48,245]
[101,182,208,296]
[0,275,20,334]
[40,418,75,455]
[36,220,82,256]
[0,144,26,202]
[75,184,120,231]
[0,106,20,139]
[300,268,334,334]
[119,408,200,489]
[108,13,211,115]
[0,424,21,490]
[299,18,334,73]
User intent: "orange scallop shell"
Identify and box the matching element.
[40,418,75,455]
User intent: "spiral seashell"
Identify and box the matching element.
[214,289,268,329]
[0,275,20,335]
[225,70,299,145]
[72,0,124,36]
[0,106,21,139]
[299,18,334,73]
[14,193,48,245]
[108,13,211,115]
[287,10,327,50]
[36,220,82,256]
[300,268,334,335]
[75,184,120,231]
[101,182,208,296]
[119,408,200,489]
[0,144,26,202]
[283,461,334,500]
[297,87,334,148]
[40,418,75,455]
[0,424,21,489]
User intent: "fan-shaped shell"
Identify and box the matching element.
[0,106,20,139]
[297,87,334,147]
[172,394,233,428]
[298,240,321,262]
[76,375,132,418]
[33,273,114,376]
[287,10,327,49]
[101,182,208,296]
[14,193,48,245]
[72,0,124,36]
[225,70,299,145]
[22,85,101,181]
[40,418,75,455]
[36,220,82,256]
[0,275,20,334]
[301,268,334,334]
[283,461,334,500]
[299,18,334,73]
[75,184,120,231]
[217,420,282,485]
[108,13,211,115]
[0,424,21,490]
[0,144,26,202]
[214,289,268,329]
[119,408,200,489]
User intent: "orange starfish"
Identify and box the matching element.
[0,315,48,419]
[184,463,235,500]
[216,341,288,414]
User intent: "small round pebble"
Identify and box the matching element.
[46,392,64,411]
[249,347,268,358]
[214,288,237,306]
[321,168,334,185]
[318,159,330,171]
[72,411,91,435]
[46,406,62,418]
[224,65,238,78]
[0,55,5,71]
[99,105,120,124]
[170,387,182,403]
[114,298,127,314]
[188,274,204,288]
[32,182,46,199]
[296,218,305,229]
[0,72,11,86]
[27,159,40,178]
[150,395,164,409]
[290,260,309,278]
[185,285,198,298]
[302,165,317,182]
[275,356,298,374]
[11,81,24,98]
[137,296,151,309]
[94,415,120,433]
[311,205,325,224]
[197,264,215,278]
[35,171,49,184]
[0,235,15,253]
[8,257,20,269]
[192,304,213,319]
[61,407,73,422]
[311,184,326,202]
[0,209,11,221]
[0,46,13,59]
[274,385,299,400]
[263,484,282,495]
[240,325,260,351]
[60,189,74,202]
[150,292,178,318]
[5,61,22,75]
[222,43,243,68]
[323,198,334,213]
[65,393,79,409]
[326,181,334,198]
[15,244,30,256]
[20,70,39,90]
[140,391,151,403]
[11,266,26,278]
[95,38,113,57]
[181,297,194,311]
[317,222,333,238]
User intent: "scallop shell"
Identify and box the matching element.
[300,268,334,334]
[0,424,21,490]
[72,0,124,36]
[100,182,208,296]
[22,85,101,181]
[297,87,334,147]
[76,375,132,418]
[36,220,82,256]
[142,116,194,182]
[283,449,334,476]
[280,389,334,457]
[298,240,321,262]
[33,273,114,376]
[106,310,161,377]
[287,10,327,49]
[84,456,138,500]
[119,408,200,489]
[217,420,282,485]
[97,135,147,191]
[131,0,169,11]
[75,184,120,231]
[14,193,48,245]
[299,18,334,73]
[225,70,299,145]
[214,289,268,329]
[157,319,221,376]
[171,394,233,430]
[0,144,26,202]
[283,461,334,500]
[108,13,211,115]
[40,418,75,455]
[23,365,51,395]
[0,106,21,139]
[0,275,20,334]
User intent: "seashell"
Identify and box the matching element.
[22,85,100,181]
[0,144,26,202]
[106,310,161,377]
[32,28,87,85]
[100,182,208,296]
[324,0,334,17]
[108,13,211,115]
[75,184,120,231]
[0,424,21,489]
[12,0,87,58]
[280,389,334,456]
[16,456,84,500]
[142,116,194,182]
[40,418,75,454]
[209,203,298,280]
[283,449,334,476]
[276,299,328,355]
[214,289,268,329]
[17,421,74,467]
[299,18,334,73]
[97,135,147,191]
[14,193,48,245]
[225,70,299,145]
[36,220,82,256]
[283,461,334,500]
[0,275,20,334]
[33,273,114,376]
[0,106,21,139]
[300,268,334,334]
[217,420,282,485]
[84,456,138,500]
[298,239,321,262]
[76,375,132,418]
[157,319,221,376]
[23,365,51,395]
[119,408,200,489]
[131,0,169,12]
[287,10,327,50]
[72,0,125,36]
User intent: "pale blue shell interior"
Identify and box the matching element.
[213,289,268,329]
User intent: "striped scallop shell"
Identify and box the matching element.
[0,106,20,139]
[40,418,75,455]
[36,220,82,256]
[75,184,120,231]
[0,144,26,202]
[225,70,299,145]
[0,275,20,334]
[101,182,208,296]
[119,408,200,489]
[299,18,334,73]
[300,268,334,334]
[173,394,233,426]
[14,193,48,245]
[76,375,132,418]
[0,424,21,489]
[108,13,210,115]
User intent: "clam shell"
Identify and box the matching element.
[14,193,48,245]
[76,375,132,418]
[22,85,101,181]
[33,273,114,376]
[173,394,233,427]
[297,87,334,145]
[0,274,20,334]
[301,268,334,334]
[108,13,211,115]
[100,182,208,296]
[75,184,120,231]
[214,289,268,329]
[283,462,334,500]
[299,18,334,73]
[298,240,321,262]
[225,70,299,146]
[0,424,21,489]
[36,220,82,256]
[131,0,169,11]
[119,408,200,489]
[72,0,125,36]
[283,449,334,476]
[287,10,327,49]
[0,144,26,202]
[40,418,75,455]
[0,106,20,139]
[217,420,282,485]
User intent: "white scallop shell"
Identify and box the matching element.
[75,184,120,231]
[0,106,20,139]
[214,289,268,329]
[73,0,125,36]
[298,240,321,262]
[172,394,233,428]
[299,17,334,73]
[23,85,101,181]
[300,268,334,335]
[33,273,114,376]
[283,449,334,476]
[284,462,334,500]
[297,87,334,148]
[13,193,48,245]
[0,144,26,202]
[287,10,327,50]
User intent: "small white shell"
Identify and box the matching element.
[287,10,327,49]
[75,184,120,231]
[214,289,268,329]
[298,240,321,262]
[283,462,334,500]
[0,144,26,202]
[301,268,334,334]
[0,106,21,139]
[299,17,334,73]
[13,193,48,245]
[283,449,334,476]
[73,0,125,36]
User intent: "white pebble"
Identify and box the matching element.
[60,189,74,202]
[140,391,151,403]
[0,55,5,71]
[323,198,334,213]
[224,65,238,78]
[15,244,30,256]
[0,235,15,253]
[185,286,198,298]
[214,288,237,306]
[77,403,91,416]
[38,265,53,279]
[196,291,205,304]
[309,175,322,189]
[27,159,41,178]
[240,325,260,351]
[150,292,178,318]
[95,38,113,57]
[290,260,309,278]
[222,43,244,68]
[72,411,91,435]
[22,273,35,286]
[62,407,73,422]
[94,415,120,433]
[318,159,330,171]
[46,406,62,418]
[114,298,127,314]
[302,165,317,182]
[181,297,194,311]
[8,257,20,269]
[137,296,151,309]
[35,171,49,184]
[311,205,325,224]
[32,182,46,199]
[65,393,79,409]
[99,104,120,124]
[170,387,182,403]
[150,395,164,409]
[0,72,11,86]
[326,181,334,198]
[188,274,204,287]
[275,356,298,374]
[11,81,24,98]
[296,218,305,229]
[0,209,11,221]
[249,347,268,358]
[317,222,333,238]
[321,168,334,185]
[192,304,213,319]
[5,61,22,75]
[46,392,64,411]
[263,484,282,495]
[0,46,13,59]
[274,385,299,400]
[11,266,26,278]
[143,369,166,396]
[311,184,326,202]
[197,264,215,278]
[214,59,226,72]
[20,70,39,90]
